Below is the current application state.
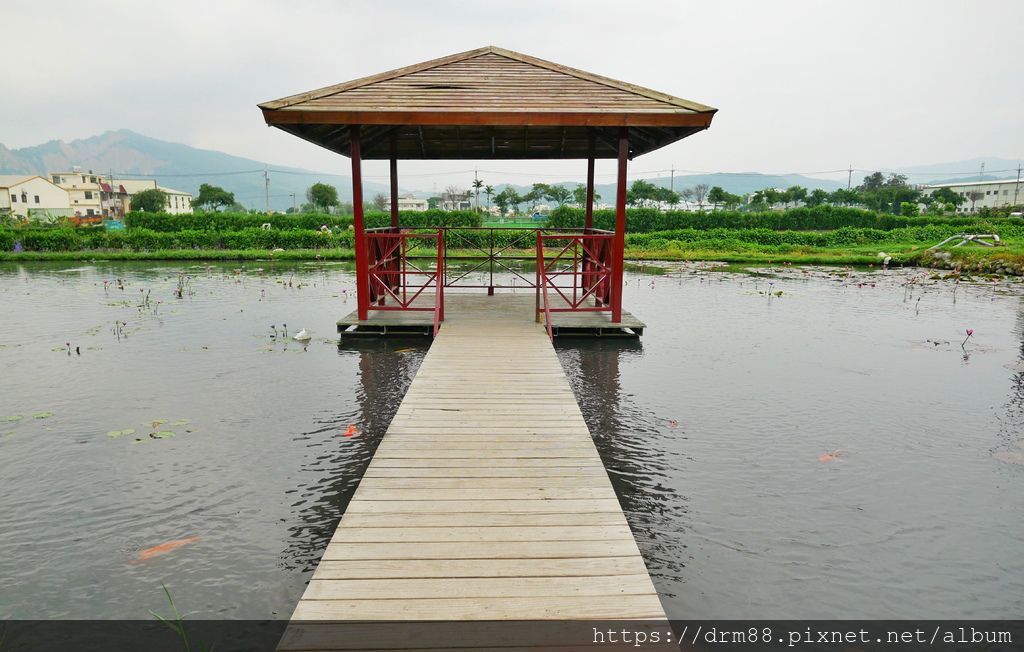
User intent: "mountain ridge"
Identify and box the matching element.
[1,130,1019,210]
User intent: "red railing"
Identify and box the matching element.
[361,226,616,339]
[535,229,615,339]
[365,227,444,335]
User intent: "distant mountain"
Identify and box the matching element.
[0,130,388,211]
[884,157,1022,185]
[3,130,1019,208]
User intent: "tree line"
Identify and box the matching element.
[180,171,984,218]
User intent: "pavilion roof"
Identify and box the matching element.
[258,46,716,160]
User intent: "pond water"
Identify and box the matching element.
[0,261,1021,620]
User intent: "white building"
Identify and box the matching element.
[159,186,193,214]
[50,170,104,217]
[384,195,428,212]
[110,179,193,214]
[922,178,1023,213]
[0,175,72,219]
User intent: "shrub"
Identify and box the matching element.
[124,209,482,232]
[548,205,1024,233]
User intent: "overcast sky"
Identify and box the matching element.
[4,0,1022,189]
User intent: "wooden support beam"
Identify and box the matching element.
[390,139,399,229]
[351,126,370,321]
[585,134,596,231]
[611,128,628,323]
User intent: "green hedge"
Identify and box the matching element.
[3,228,354,252]
[124,209,482,231]
[625,223,1024,250]
[548,205,1024,233]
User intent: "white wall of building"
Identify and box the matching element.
[0,175,71,218]
[159,187,193,214]
[922,179,1023,213]
[51,171,103,216]
[384,196,429,212]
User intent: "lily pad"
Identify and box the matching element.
[146,419,167,428]
[0,415,23,422]
[33,412,54,419]
[170,419,190,426]
[150,431,175,439]
[107,428,136,439]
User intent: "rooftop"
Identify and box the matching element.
[925,178,1022,189]
[259,46,716,160]
[0,175,38,187]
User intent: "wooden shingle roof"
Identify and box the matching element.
[259,46,716,160]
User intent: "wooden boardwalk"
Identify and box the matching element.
[280,296,666,651]
[337,294,646,337]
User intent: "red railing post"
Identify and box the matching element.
[351,126,370,321]
[437,229,444,322]
[611,128,628,323]
[535,230,543,323]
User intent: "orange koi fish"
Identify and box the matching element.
[133,535,200,563]
[819,449,843,463]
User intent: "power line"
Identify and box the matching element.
[96,165,1024,184]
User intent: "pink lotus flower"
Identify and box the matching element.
[962,328,974,350]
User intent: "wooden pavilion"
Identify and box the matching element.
[259,46,716,337]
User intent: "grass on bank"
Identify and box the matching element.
[3,239,1024,274]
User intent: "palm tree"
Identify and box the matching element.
[472,178,484,213]
[484,185,495,212]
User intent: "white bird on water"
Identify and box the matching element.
[293,328,312,342]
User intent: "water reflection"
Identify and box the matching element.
[281,339,427,573]
[997,299,1024,451]
[555,340,690,597]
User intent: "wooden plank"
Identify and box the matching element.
[291,594,666,620]
[303,574,655,599]
[310,556,646,579]
[349,487,614,501]
[320,540,640,560]
[329,525,633,543]
[334,512,629,528]
[343,499,624,514]
[361,466,609,478]
[356,475,612,488]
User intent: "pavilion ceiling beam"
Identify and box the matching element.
[360,126,403,156]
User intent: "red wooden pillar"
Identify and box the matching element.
[351,126,370,321]
[585,135,595,230]
[611,127,628,323]
[389,139,399,229]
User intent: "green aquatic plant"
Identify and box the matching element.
[150,584,215,652]
[170,419,190,426]
[32,412,54,419]
[150,431,175,439]
[107,428,136,439]
[0,415,22,422]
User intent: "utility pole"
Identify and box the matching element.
[670,165,675,192]
[1014,164,1021,206]
[980,161,985,180]
[264,169,270,213]
[291,192,297,213]
[847,164,853,190]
